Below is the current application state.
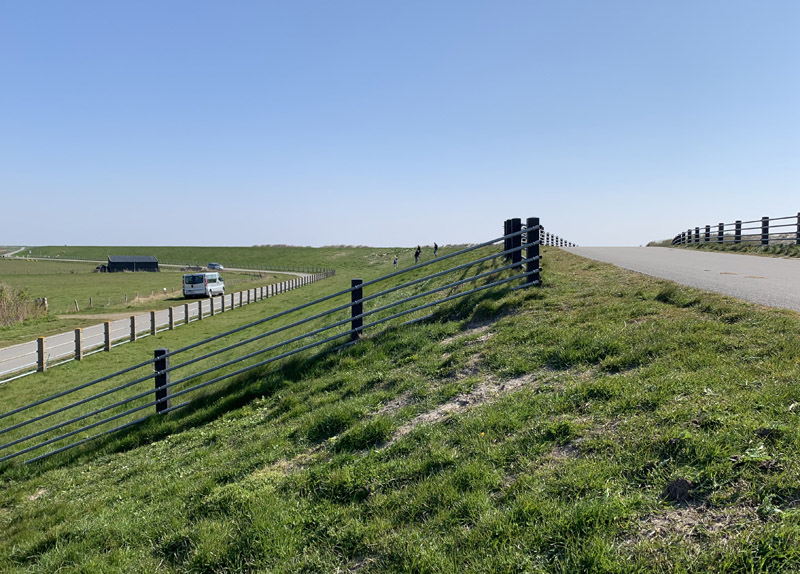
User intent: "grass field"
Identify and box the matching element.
[0,245,452,348]
[2,247,800,572]
[0,259,295,347]
[23,244,440,274]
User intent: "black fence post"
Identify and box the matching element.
[511,218,522,268]
[687,228,692,244]
[735,220,742,244]
[704,225,710,243]
[503,220,511,260]
[762,216,769,245]
[796,212,800,245]
[526,217,540,286]
[154,349,171,414]
[351,279,363,342]
[717,223,724,244]
[694,227,700,243]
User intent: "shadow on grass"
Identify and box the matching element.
[13,282,531,477]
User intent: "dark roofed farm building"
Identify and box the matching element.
[106,256,160,272]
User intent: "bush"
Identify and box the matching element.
[0,283,47,327]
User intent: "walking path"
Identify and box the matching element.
[1,247,27,258]
[566,247,800,313]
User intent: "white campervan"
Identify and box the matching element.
[183,272,225,298]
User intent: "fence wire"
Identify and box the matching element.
[1,223,541,467]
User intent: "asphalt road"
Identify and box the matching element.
[565,247,800,313]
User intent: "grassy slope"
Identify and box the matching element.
[2,249,800,572]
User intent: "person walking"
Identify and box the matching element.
[393,256,398,268]
[414,246,421,264]
[433,242,438,257]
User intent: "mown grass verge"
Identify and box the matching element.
[661,242,800,259]
[2,248,800,573]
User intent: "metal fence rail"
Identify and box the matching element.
[671,213,800,247]
[0,217,542,467]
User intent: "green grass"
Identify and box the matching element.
[23,244,443,274]
[0,259,294,347]
[661,242,800,258]
[2,248,800,572]
[0,245,451,347]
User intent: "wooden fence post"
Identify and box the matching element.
[154,349,171,414]
[37,337,46,372]
[75,329,82,361]
[184,303,189,324]
[210,296,216,316]
[197,300,203,320]
[130,316,137,342]
[151,311,157,335]
[762,216,769,245]
[169,307,175,329]
[351,279,363,341]
[104,322,111,351]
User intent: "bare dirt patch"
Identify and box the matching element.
[28,488,47,501]
[623,505,759,548]
[386,373,535,444]
[440,325,491,346]
[549,443,582,462]
[376,392,417,417]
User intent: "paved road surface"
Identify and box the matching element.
[565,247,800,313]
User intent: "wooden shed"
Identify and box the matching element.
[106,255,160,272]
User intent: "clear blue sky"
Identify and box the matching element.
[2,1,798,247]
